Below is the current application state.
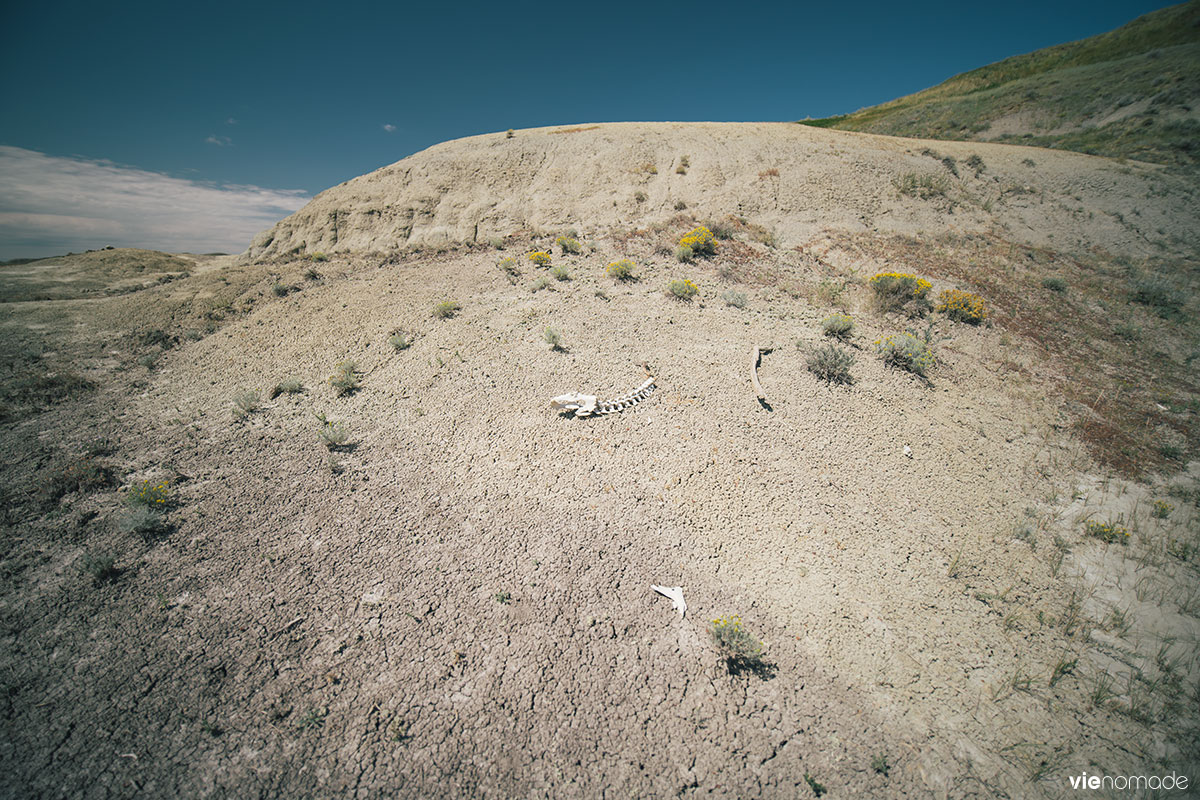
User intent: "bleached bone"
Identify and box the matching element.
[551,376,656,418]
[651,585,687,617]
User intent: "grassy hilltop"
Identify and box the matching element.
[802,1,1200,169]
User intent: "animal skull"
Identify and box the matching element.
[550,393,599,417]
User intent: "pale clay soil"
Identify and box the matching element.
[1,122,1198,798]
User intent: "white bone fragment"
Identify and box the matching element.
[903,445,912,458]
[651,585,687,617]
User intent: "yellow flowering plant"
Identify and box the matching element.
[527,251,552,267]
[679,226,716,256]
[127,479,171,508]
[937,289,989,324]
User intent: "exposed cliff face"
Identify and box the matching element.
[245,121,1198,262]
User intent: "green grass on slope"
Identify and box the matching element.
[802,1,1200,168]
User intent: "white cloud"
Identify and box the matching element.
[0,146,310,259]
[205,134,233,146]
[382,124,396,133]
[225,117,238,126]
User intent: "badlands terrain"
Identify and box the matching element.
[2,94,1199,800]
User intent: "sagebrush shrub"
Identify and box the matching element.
[232,389,260,415]
[675,245,693,263]
[119,507,167,537]
[936,289,988,324]
[432,300,461,319]
[550,265,571,281]
[1042,276,1067,292]
[544,327,564,350]
[869,272,932,314]
[722,290,747,308]
[389,331,411,351]
[554,236,582,255]
[821,313,854,340]
[709,616,764,672]
[319,422,351,449]
[668,279,699,301]
[679,226,716,256]
[876,333,935,376]
[329,361,360,396]
[607,259,636,281]
[498,256,519,276]
[270,379,303,398]
[806,343,855,384]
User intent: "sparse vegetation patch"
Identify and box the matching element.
[936,289,989,324]
[667,279,699,301]
[679,226,716,256]
[869,272,932,314]
[876,332,935,376]
[821,313,854,341]
[806,343,855,384]
[606,259,636,281]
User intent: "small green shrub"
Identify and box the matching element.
[634,191,647,203]
[270,379,304,398]
[709,616,765,672]
[607,259,636,281]
[310,252,328,262]
[679,155,690,168]
[876,333,935,376]
[1085,520,1129,544]
[232,389,260,416]
[1042,276,1067,292]
[555,236,582,255]
[1131,277,1185,318]
[965,154,985,173]
[639,162,657,175]
[549,265,571,281]
[722,290,747,309]
[137,353,159,369]
[494,591,512,604]
[869,272,932,314]
[432,300,461,319]
[675,164,687,175]
[707,218,737,240]
[126,479,172,508]
[319,422,351,449]
[329,361,360,396]
[936,289,989,324]
[1114,322,1141,341]
[39,457,115,506]
[674,245,694,263]
[679,226,716,256]
[119,506,167,537]
[667,279,699,301]
[872,754,890,776]
[82,553,120,584]
[674,200,688,210]
[821,313,854,341]
[489,236,506,249]
[527,251,553,268]
[806,343,855,384]
[1152,500,1173,519]
[544,327,564,351]
[304,267,321,280]
[804,774,826,797]
[532,276,551,292]
[272,283,289,297]
[498,256,519,277]
[389,331,411,351]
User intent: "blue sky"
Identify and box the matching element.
[0,0,1178,258]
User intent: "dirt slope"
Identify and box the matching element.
[245,122,1198,261]
[1,121,1198,798]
